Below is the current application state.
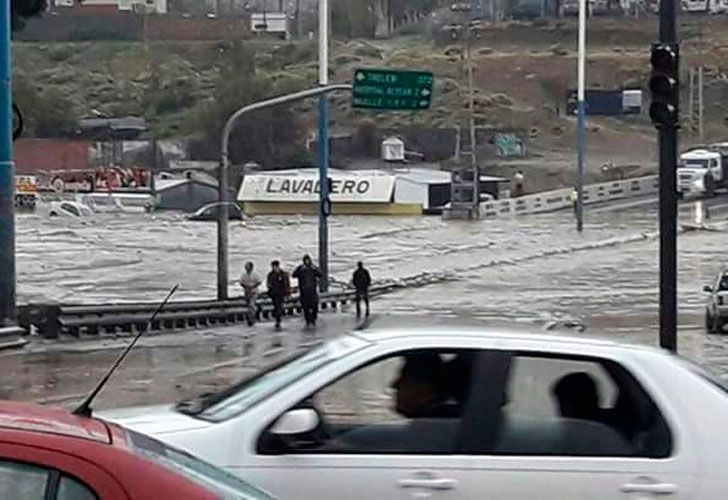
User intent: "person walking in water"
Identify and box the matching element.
[267,260,289,331]
[352,261,372,319]
[570,187,579,216]
[293,254,322,329]
[512,170,525,198]
[239,262,261,326]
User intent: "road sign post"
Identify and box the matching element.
[352,69,433,110]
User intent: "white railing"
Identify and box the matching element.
[480,175,658,219]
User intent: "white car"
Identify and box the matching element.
[102,328,728,499]
[704,271,728,333]
[47,200,94,217]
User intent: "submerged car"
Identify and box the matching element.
[102,327,728,499]
[47,201,94,218]
[188,202,244,221]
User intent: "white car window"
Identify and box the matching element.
[491,354,672,458]
[191,335,370,421]
[259,349,478,455]
[0,460,48,499]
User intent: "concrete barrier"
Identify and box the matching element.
[480,175,658,219]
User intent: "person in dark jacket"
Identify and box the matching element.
[352,261,372,318]
[292,254,322,328]
[267,260,289,331]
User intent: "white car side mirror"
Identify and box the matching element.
[271,408,319,436]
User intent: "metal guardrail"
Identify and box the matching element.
[18,285,394,339]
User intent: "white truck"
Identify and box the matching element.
[681,0,728,13]
[678,147,728,198]
[250,12,288,40]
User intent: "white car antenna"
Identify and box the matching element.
[72,284,179,417]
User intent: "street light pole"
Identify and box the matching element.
[575,0,587,233]
[0,0,14,324]
[318,0,330,292]
[217,84,352,301]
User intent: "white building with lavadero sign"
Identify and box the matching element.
[237,167,504,216]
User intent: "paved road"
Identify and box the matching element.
[0,315,362,410]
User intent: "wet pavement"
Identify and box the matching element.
[5,197,728,410]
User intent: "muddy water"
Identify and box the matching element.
[6,201,728,409]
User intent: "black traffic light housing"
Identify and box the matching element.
[649,42,680,128]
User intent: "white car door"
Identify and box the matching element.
[233,342,499,500]
[451,351,699,500]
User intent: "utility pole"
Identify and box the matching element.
[318,0,330,292]
[575,0,587,232]
[698,65,704,143]
[0,0,14,325]
[649,0,679,352]
[466,15,479,216]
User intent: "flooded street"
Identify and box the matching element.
[5,200,728,411]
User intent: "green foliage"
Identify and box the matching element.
[268,42,317,68]
[47,45,76,63]
[187,44,309,168]
[13,74,78,136]
[354,44,383,59]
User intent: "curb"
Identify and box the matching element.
[0,326,28,351]
[0,338,29,351]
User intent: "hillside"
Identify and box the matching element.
[12,15,728,186]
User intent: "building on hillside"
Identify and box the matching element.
[154,172,234,212]
[14,139,89,175]
[53,0,168,14]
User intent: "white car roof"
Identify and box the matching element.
[355,326,660,357]
[682,149,718,158]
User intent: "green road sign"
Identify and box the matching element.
[352,68,433,110]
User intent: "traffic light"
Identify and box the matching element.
[649,43,680,128]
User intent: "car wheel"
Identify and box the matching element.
[706,310,714,332]
[49,211,58,217]
[715,317,726,334]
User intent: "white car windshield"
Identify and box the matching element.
[682,159,710,169]
[183,334,370,422]
[127,429,272,499]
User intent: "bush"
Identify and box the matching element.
[47,45,75,63]
[13,75,79,137]
[393,21,429,37]
[269,42,317,68]
[353,44,383,59]
[334,54,362,66]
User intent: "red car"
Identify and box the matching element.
[0,401,272,500]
